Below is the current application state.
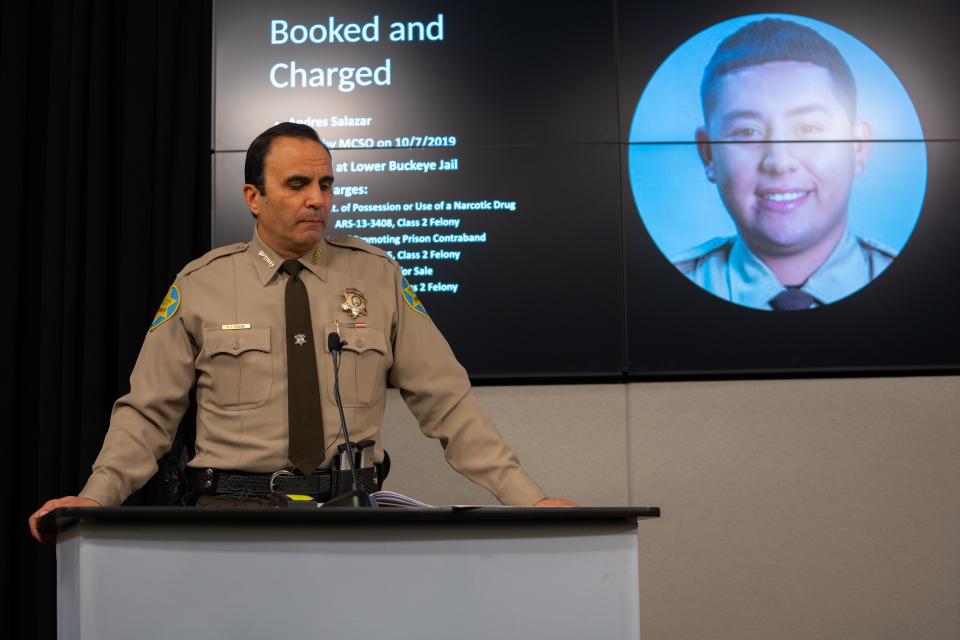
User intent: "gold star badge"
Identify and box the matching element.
[340,289,367,319]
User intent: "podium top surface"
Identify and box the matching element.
[40,505,660,534]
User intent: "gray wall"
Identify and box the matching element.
[380,376,960,640]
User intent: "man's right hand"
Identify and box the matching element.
[28,497,101,542]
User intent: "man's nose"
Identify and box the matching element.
[304,184,325,209]
[759,141,799,175]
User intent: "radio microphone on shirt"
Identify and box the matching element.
[322,332,377,508]
[327,332,345,353]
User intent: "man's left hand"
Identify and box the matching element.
[534,497,578,507]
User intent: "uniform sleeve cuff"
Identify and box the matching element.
[78,473,122,507]
[493,470,547,506]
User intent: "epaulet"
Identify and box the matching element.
[326,235,392,261]
[671,236,734,274]
[856,236,897,260]
[177,243,248,278]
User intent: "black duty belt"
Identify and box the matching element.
[188,467,337,500]
[187,461,387,502]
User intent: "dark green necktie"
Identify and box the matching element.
[280,259,325,474]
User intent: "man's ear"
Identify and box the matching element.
[243,183,262,217]
[695,127,716,182]
[852,119,873,175]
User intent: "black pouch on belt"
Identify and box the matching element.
[330,440,383,497]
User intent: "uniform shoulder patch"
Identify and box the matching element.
[149,285,180,332]
[178,243,248,278]
[326,235,391,261]
[401,275,429,318]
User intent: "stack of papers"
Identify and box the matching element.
[369,490,433,508]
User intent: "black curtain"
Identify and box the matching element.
[2,1,211,638]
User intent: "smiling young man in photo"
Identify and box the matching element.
[674,18,895,311]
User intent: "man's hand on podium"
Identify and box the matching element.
[29,496,101,542]
[534,498,578,507]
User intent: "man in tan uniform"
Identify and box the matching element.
[30,123,570,538]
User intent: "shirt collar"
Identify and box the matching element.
[803,229,868,304]
[248,229,328,286]
[728,237,785,310]
[729,228,865,309]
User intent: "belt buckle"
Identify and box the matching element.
[269,469,295,494]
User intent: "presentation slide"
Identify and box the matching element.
[618,3,960,374]
[214,0,960,377]
[214,0,623,376]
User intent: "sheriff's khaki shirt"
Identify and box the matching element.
[80,231,545,506]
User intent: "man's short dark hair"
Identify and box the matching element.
[244,122,330,194]
[700,18,857,123]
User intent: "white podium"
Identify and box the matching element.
[43,506,659,640]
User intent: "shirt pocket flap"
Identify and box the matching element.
[333,327,388,355]
[204,328,272,358]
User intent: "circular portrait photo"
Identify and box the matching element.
[628,14,926,311]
